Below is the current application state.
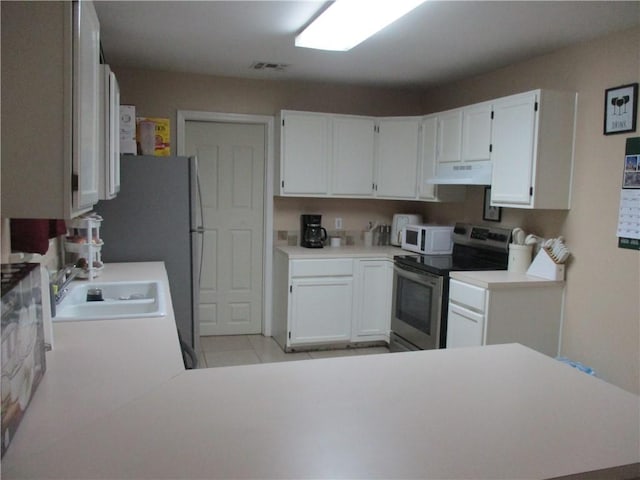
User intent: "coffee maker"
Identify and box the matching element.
[300,214,328,248]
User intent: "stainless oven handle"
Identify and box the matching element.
[394,264,441,288]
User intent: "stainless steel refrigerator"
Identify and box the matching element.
[94,155,201,351]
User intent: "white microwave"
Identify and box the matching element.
[401,225,454,255]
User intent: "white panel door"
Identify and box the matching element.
[186,121,265,336]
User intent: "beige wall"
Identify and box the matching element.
[114,26,639,393]
[420,27,640,394]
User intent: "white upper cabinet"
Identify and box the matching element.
[490,90,576,209]
[462,101,492,162]
[431,103,492,185]
[332,116,375,197]
[419,116,466,202]
[277,111,330,196]
[436,109,463,164]
[98,64,120,200]
[1,1,101,219]
[73,0,101,210]
[375,117,420,199]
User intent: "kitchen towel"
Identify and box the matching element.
[10,219,66,254]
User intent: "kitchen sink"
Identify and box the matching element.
[53,281,167,321]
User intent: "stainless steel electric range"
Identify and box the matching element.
[390,222,512,352]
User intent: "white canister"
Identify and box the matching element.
[330,237,341,247]
[508,244,533,273]
[363,231,373,247]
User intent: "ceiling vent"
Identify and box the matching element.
[250,61,290,72]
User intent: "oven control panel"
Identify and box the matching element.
[453,223,512,251]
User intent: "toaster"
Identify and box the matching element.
[391,213,423,246]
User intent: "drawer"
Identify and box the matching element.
[449,279,486,313]
[290,258,353,277]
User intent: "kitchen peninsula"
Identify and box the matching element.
[2,262,638,479]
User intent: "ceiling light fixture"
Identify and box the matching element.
[295,0,427,52]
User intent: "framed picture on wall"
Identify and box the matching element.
[483,186,502,222]
[604,83,638,135]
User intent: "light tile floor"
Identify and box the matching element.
[198,334,389,368]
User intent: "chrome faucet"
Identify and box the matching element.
[53,264,82,305]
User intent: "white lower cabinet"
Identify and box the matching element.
[273,251,392,351]
[352,259,392,341]
[290,276,353,345]
[446,277,564,357]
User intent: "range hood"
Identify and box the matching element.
[426,160,493,185]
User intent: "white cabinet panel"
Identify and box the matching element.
[490,92,537,205]
[376,118,420,199]
[290,277,353,345]
[73,0,101,210]
[332,116,375,196]
[446,304,485,348]
[490,90,576,209]
[279,111,329,195]
[353,260,392,340]
[462,102,492,162]
[437,110,463,164]
[99,65,120,200]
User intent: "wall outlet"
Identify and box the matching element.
[335,217,343,230]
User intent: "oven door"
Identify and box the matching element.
[391,263,443,350]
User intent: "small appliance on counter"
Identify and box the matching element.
[401,224,455,255]
[391,214,423,246]
[300,214,328,248]
[1,263,47,457]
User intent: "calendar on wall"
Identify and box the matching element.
[617,137,640,250]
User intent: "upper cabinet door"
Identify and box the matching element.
[462,102,492,162]
[280,111,330,195]
[436,109,463,164]
[332,116,375,196]
[376,118,420,199]
[491,90,576,209]
[99,65,120,200]
[73,0,101,210]
[490,92,537,206]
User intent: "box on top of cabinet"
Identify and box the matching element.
[136,117,171,156]
[120,105,137,155]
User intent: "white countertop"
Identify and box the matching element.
[450,270,565,289]
[2,262,638,479]
[277,245,405,259]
